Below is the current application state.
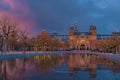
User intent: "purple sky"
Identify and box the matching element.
[0,0,120,35]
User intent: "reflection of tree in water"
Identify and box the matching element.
[8,60,16,71]
[0,60,19,80]
[0,60,7,80]
[19,58,35,78]
[0,58,32,80]
[0,61,2,79]
[0,54,120,80]
[35,55,61,74]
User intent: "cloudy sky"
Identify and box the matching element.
[0,0,120,35]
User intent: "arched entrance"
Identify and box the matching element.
[74,39,90,50]
[80,44,85,50]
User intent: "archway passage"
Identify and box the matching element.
[80,44,85,50]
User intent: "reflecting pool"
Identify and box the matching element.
[0,53,120,80]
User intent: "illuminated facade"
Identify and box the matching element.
[51,24,120,52]
[68,25,120,51]
[69,25,97,50]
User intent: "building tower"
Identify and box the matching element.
[74,25,78,33]
[89,24,97,39]
[69,25,76,49]
[69,26,75,36]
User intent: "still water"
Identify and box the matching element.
[0,53,120,80]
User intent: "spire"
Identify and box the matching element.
[70,24,74,30]
[70,27,74,30]
[89,24,96,31]
[74,25,78,32]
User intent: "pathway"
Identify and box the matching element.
[0,51,120,64]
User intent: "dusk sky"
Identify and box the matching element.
[0,0,120,35]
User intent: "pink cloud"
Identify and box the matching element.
[0,10,37,33]
[0,0,38,36]
[1,0,30,13]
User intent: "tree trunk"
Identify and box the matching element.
[23,47,25,54]
[4,42,7,54]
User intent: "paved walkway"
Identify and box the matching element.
[0,51,70,60]
[0,51,120,63]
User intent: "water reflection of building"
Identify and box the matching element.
[0,54,120,79]
[68,54,120,78]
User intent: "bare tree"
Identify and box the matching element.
[0,16,17,54]
[9,30,18,51]
[19,30,28,53]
